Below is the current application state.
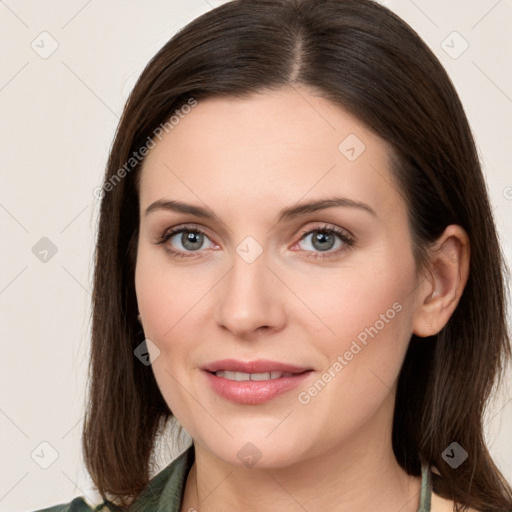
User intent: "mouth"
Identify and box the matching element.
[212,370,297,381]
[201,359,314,404]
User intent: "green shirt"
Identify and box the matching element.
[35,446,432,511]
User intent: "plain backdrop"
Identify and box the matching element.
[1,0,511,510]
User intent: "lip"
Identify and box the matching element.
[201,359,314,405]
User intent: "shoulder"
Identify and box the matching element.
[32,496,120,512]
[33,446,194,512]
[431,491,481,512]
[127,445,195,508]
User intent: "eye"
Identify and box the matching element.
[155,223,354,260]
[294,224,354,259]
[156,226,217,258]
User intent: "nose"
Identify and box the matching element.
[214,247,287,339]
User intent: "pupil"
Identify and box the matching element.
[313,231,334,251]
[182,232,203,250]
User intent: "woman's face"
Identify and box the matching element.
[135,86,426,468]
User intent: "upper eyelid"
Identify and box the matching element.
[298,223,353,238]
[162,223,212,239]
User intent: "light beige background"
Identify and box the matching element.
[1,0,511,510]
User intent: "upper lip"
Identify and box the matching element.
[201,359,312,374]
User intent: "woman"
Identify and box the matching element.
[36,0,512,511]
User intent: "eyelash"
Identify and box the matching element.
[155,223,355,260]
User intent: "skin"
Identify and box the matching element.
[134,85,471,512]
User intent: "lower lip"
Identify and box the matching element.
[203,370,314,405]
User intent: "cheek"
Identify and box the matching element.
[291,254,415,350]
[290,275,416,447]
[134,245,208,343]
[290,255,416,403]
[134,249,203,424]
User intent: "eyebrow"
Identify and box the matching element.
[144,196,377,223]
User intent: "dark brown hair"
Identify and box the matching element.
[83,0,512,510]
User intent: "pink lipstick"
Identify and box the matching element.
[201,359,314,405]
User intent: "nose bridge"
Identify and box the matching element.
[215,241,286,336]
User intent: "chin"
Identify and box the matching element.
[196,433,310,470]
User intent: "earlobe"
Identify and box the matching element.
[412,225,470,338]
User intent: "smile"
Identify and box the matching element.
[201,359,314,404]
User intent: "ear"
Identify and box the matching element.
[412,225,470,337]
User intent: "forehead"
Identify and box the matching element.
[138,86,403,221]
